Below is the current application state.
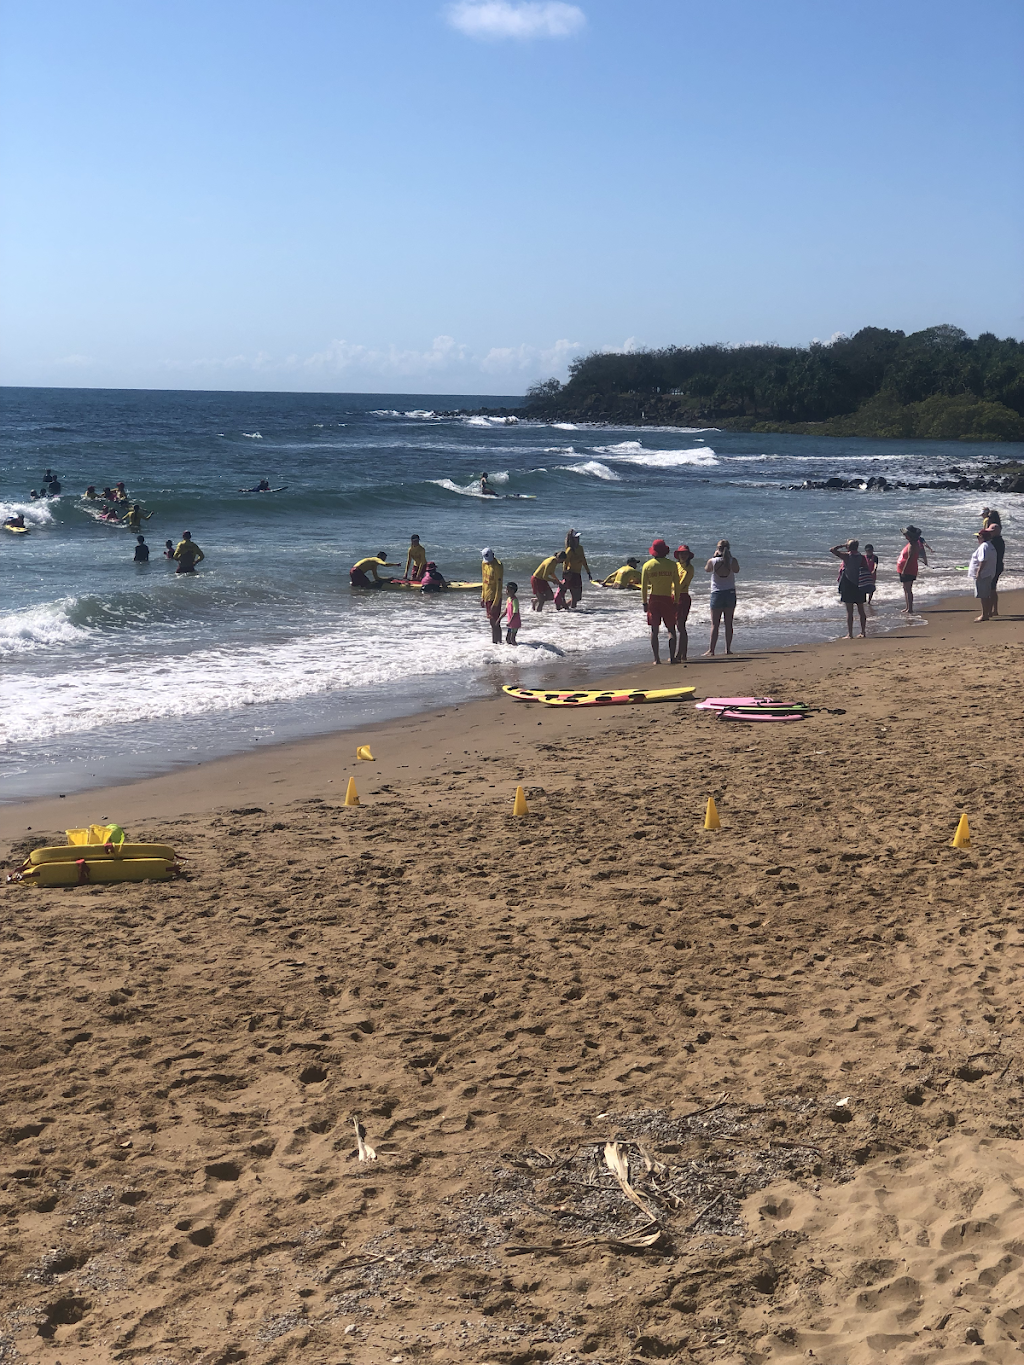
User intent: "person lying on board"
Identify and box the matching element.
[601,557,640,587]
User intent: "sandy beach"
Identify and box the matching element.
[2,588,1023,1364]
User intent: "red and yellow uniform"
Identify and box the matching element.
[641,554,678,630]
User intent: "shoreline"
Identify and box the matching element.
[4,585,1019,849]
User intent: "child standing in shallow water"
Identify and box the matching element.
[505,582,521,645]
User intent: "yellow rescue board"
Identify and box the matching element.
[25,858,176,886]
[29,843,178,865]
[542,686,696,708]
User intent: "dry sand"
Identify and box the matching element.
[1,591,1023,1365]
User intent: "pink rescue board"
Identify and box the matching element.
[695,696,774,710]
[718,708,806,722]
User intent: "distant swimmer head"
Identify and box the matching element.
[626,557,639,567]
[864,543,874,554]
[481,547,495,563]
[137,535,146,543]
[901,525,919,541]
[716,538,731,552]
[376,549,388,561]
[506,581,519,595]
[846,538,859,551]
[410,534,420,544]
[674,545,693,563]
[426,560,437,570]
[165,540,174,549]
[182,530,193,540]
[976,528,991,540]
[650,539,670,558]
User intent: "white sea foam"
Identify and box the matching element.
[0,599,90,652]
[0,594,649,745]
[592,440,720,468]
[0,500,55,526]
[552,422,578,430]
[558,460,620,481]
[404,409,436,419]
[242,431,262,439]
[465,415,518,427]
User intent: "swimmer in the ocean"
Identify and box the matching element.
[479,473,499,497]
[163,539,175,560]
[133,536,150,562]
[350,551,398,588]
[418,561,449,593]
[83,485,99,499]
[404,535,427,581]
[122,503,153,532]
[4,513,26,528]
[173,531,205,573]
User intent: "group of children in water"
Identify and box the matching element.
[349,512,1009,656]
[130,532,204,573]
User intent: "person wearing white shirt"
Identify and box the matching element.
[968,528,997,622]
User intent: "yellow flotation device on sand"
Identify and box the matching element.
[25,859,178,887]
[9,825,180,886]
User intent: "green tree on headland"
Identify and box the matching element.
[521,326,1024,441]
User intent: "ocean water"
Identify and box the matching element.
[2,386,1021,801]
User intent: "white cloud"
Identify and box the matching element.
[446,1,585,41]
[158,334,584,389]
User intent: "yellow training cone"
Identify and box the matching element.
[344,777,360,807]
[513,785,529,817]
[356,745,373,761]
[704,796,721,831]
[951,813,970,848]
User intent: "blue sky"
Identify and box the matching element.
[1,0,1021,394]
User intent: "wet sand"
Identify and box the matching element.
[1,589,1023,1363]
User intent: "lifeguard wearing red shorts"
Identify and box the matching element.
[641,538,680,664]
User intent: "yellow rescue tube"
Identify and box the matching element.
[25,858,176,887]
[28,843,177,865]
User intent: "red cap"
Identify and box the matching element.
[650,538,670,557]
[675,544,693,560]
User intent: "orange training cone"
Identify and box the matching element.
[356,745,373,761]
[344,777,360,807]
[951,813,970,848]
[513,786,529,817]
[704,796,721,831]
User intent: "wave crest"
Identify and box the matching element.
[1,500,55,525]
[592,440,719,468]
[558,460,620,481]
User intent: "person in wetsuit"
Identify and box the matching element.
[134,536,150,562]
